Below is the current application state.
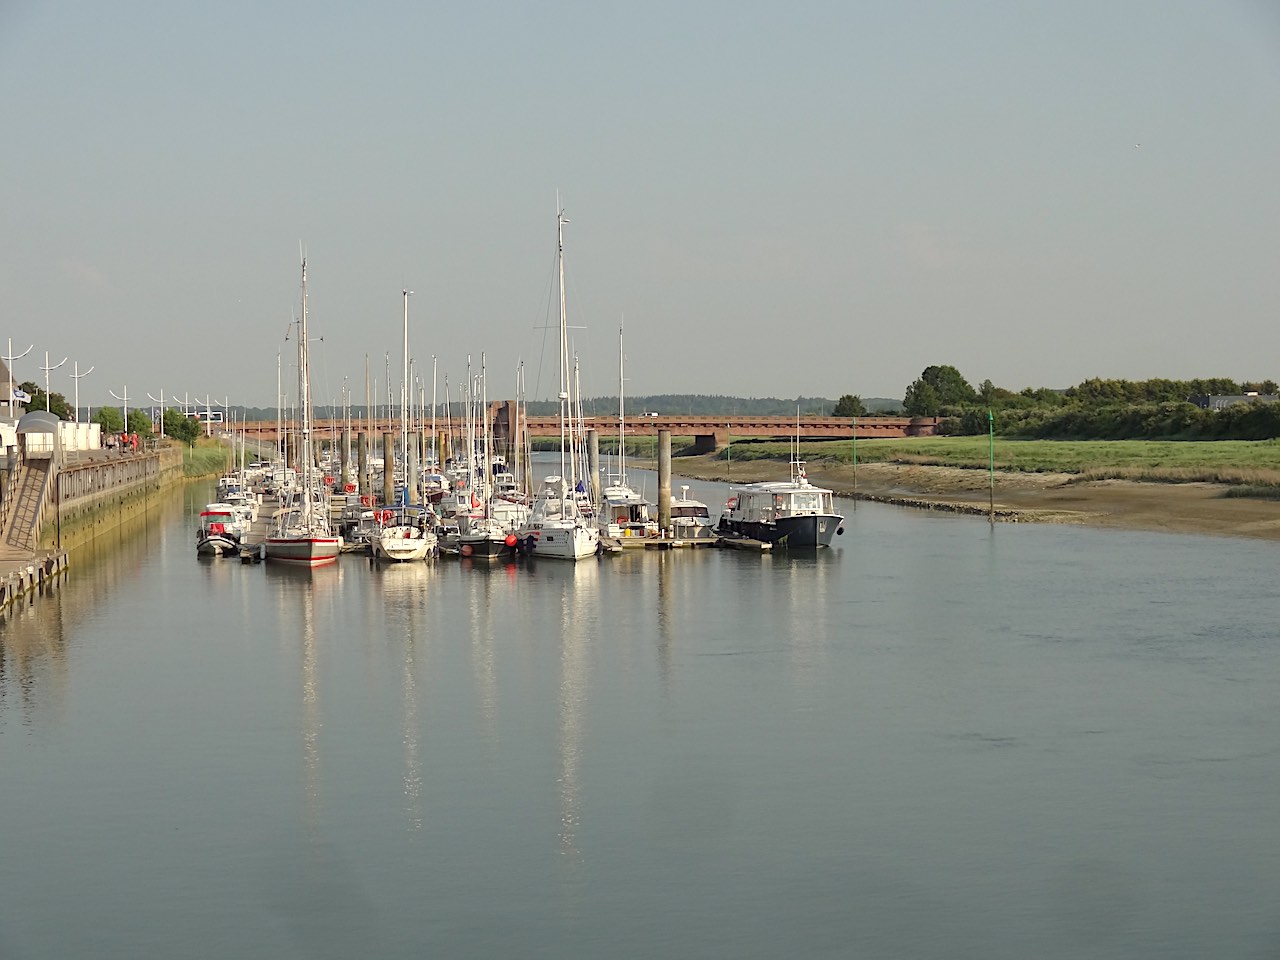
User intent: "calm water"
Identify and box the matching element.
[2,472,1279,959]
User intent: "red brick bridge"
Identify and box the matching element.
[240,404,939,453]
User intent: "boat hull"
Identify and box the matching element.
[518,522,599,561]
[721,513,842,547]
[264,536,342,567]
[372,529,436,562]
[196,534,240,557]
[458,535,516,561]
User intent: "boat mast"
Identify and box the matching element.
[402,288,412,503]
[557,203,571,499]
[298,254,313,525]
[481,351,491,516]
[618,319,626,487]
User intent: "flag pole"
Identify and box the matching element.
[851,415,857,509]
[988,409,995,524]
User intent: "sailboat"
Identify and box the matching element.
[458,352,522,560]
[264,255,342,567]
[599,321,659,540]
[373,288,437,562]
[516,204,601,561]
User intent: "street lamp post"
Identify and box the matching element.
[70,361,95,423]
[108,386,130,435]
[146,389,166,439]
[3,340,33,419]
[40,351,67,412]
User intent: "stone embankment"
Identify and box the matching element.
[1,445,190,613]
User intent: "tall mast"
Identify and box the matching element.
[481,351,491,515]
[557,203,572,494]
[299,254,312,523]
[402,288,412,500]
[618,320,626,486]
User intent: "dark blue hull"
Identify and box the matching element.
[721,513,843,547]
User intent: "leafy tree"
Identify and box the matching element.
[17,380,71,419]
[94,407,124,433]
[903,379,940,416]
[905,365,976,413]
[163,408,201,444]
[127,409,154,437]
[832,394,866,418]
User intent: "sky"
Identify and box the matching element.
[2,1,1278,411]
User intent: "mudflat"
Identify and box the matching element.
[668,456,1280,542]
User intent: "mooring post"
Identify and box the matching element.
[587,428,600,505]
[658,429,672,535]
[382,432,395,506]
[340,426,351,490]
[406,433,420,506]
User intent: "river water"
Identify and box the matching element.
[2,470,1279,959]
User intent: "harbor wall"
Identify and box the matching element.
[40,447,186,552]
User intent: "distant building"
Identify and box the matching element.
[1189,394,1280,410]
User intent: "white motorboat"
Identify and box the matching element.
[669,485,716,540]
[196,504,243,557]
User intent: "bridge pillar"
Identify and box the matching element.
[690,430,728,455]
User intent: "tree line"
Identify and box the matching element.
[895,366,1280,440]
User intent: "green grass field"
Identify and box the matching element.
[183,443,233,478]
[716,436,1280,486]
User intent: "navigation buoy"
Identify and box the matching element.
[505,534,518,548]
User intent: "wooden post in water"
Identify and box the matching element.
[356,432,368,496]
[658,428,672,535]
[587,428,600,506]
[382,432,395,506]
[340,426,351,490]
[406,433,420,506]
[851,416,857,509]
[987,409,995,524]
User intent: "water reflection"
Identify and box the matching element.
[462,561,502,738]
[264,563,340,828]
[0,486,184,728]
[536,559,601,863]
[366,560,434,832]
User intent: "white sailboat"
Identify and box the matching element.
[599,321,659,540]
[374,288,434,561]
[516,203,600,561]
[265,254,342,567]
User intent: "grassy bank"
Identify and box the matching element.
[182,442,232,478]
[715,437,1280,488]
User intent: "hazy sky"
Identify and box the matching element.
[2,1,1278,409]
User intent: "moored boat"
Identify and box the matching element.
[196,505,243,557]
[264,255,341,568]
[717,459,844,547]
[372,508,438,562]
[669,485,716,540]
[514,204,600,562]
